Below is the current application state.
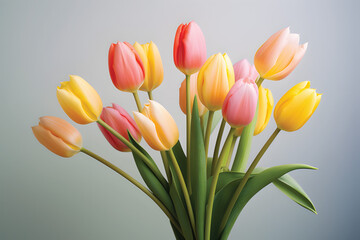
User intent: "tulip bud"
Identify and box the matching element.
[57,75,103,124]
[235,86,274,136]
[222,78,258,128]
[197,53,235,111]
[173,21,207,75]
[179,72,208,117]
[133,41,164,92]
[274,81,321,132]
[32,116,82,158]
[254,27,308,80]
[133,100,179,151]
[98,104,142,152]
[233,59,259,82]
[109,41,145,92]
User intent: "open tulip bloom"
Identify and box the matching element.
[32,22,322,240]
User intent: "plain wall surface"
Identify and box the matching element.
[1,0,359,239]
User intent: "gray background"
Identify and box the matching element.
[1,0,359,239]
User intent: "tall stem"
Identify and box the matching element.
[97,119,168,189]
[205,128,235,240]
[80,148,181,233]
[132,91,142,111]
[147,91,153,100]
[185,74,192,190]
[218,128,281,233]
[225,136,238,169]
[204,110,215,165]
[211,119,226,175]
[168,148,196,234]
[160,151,172,184]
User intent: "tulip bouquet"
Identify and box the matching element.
[32,21,321,240]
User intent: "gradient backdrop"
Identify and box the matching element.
[1,0,359,239]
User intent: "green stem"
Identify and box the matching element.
[218,127,281,233]
[211,119,226,175]
[185,74,191,191]
[204,110,215,165]
[97,119,168,190]
[256,77,264,87]
[80,148,181,233]
[225,136,238,169]
[160,151,172,184]
[132,91,142,112]
[147,91,153,100]
[205,128,235,240]
[168,148,196,234]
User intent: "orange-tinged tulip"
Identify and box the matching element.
[274,81,321,132]
[197,53,235,111]
[179,72,208,117]
[57,75,103,124]
[133,100,179,151]
[254,27,308,80]
[173,21,207,75]
[235,86,274,136]
[133,41,164,92]
[32,116,82,158]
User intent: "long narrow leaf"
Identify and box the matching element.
[172,141,187,183]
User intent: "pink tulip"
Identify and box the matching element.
[98,104,141,152]
[108,42,145,92]
[222,78,259,128]
[233,59,259,82]
[254,27,308,80]
[173,21,207,75]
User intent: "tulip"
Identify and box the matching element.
[57,75,103,124]
[109,41,145,92]
[274,81,321,132]
[98,104,142,152]
[197,53,235,111]
[254,27,308,80]
[133,100,179,151]
[32,116,82,158]
[235,86,274,136]
[222,78,258,128]
[133,41,164,92]
[233,59,259,82]
[173,21,207,75]
[179,72,208,117]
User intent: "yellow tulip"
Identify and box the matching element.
[234,86,274,136]
[197,53,235,111]
[32,116,82,158]
[274,81,321,132]
[133,100,179,151]
[57,75,103,124]
[133,41,164,92]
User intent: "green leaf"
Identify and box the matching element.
[190,98,207,240]
[216,164,317,240]
[203,110,222,134]
[171,221,185,240]
[273,173,317,214]
[128,134,175,216]
[172,141,187,184]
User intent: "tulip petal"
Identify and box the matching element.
[133,112,166,151]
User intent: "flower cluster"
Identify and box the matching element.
[32,21,321,240]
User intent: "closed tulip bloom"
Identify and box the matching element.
[32,116,82,158]
[133,41,164,92]
[254,27,308,80]
[179,72,208,117]
[233,59,259,82]
[173,21,207,75]
[57,75,103,124]
[197,53,235,111]
[98,104,141,152]
[222,78,258,128]
[235,86,274,136]
[133,100,179,151]
[109,41,145,92]
[274,81,321,132]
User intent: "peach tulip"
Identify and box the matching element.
[254,27,308,80]
[32,116,82,158]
